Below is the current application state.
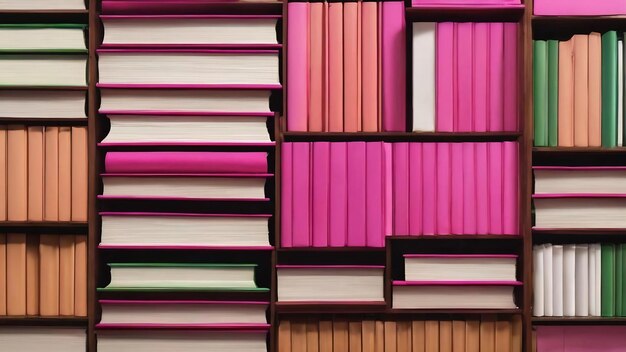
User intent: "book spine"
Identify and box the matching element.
[281,143,293,248]
[347,142,366,246]
[436,22,454,132]
[312,142,330,247]
[381,1,406,131]
[287,2,309,131]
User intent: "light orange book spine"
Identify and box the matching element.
[439,321,453,352]
[6,233,26,315]
[479,317,496,352]
[361,2,378,132]
[465,320,480,352]
[558,39,575,147]
[306,321,319,352]
[397,321,412,352]
[59,235,75,316]
[452,320,466,352]
[349,321,362,352]
[412,321,426,352]
[74,235,87,316]
[7,126,27,221]
[0,233,6,315]
[0,127,6,221]
[374,321,384,352]
[309,2,324,132]
[588,32,602,147]
[71,127,88,222]
[278,320,291,352]
[383,321,397,352]
[333,321,349,351]
[319,321,333,352]
[495,320,512,352]
[511,315,522,352]
[291,321,306,352]
[573,34,589,147]
[44,127,59,221]
[26,235,39,315]
[39,234,59,316]
[328,1,344,132]
[362,321,376,352]
[27,126,44,221]
[343,1,358,132]
[58,127,72,222]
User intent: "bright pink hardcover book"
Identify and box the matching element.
[312,142,330,247]
[422,143,437,235]
[286,2,308,131]
[537,326,626,351]
[383,143,393,238]
[393,143,409,236]
[533,0,626,16]
[475,142,489,234]
[436,143,451,235]
[408,143,423,236]
[462,143,477,234]
[329,142,348,247]
[436,22,454,132]
[292,143,310,246]
[473,23,489,132]
[450,143,463,234]
[366,142,384,247]
[381,1,406,132]
[488,23,505,132]
[503,23,519,131]
[281,142,293,247]
[456,23,474,132]
[488,142,503,234]
[347,142,367,246]
[503,142,518,235]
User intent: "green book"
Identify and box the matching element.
[534,40,549,147]
[602,31,618,147]
[602,244,616,317]
[547,40,559,147]
[621,244,626,316]
[617,245,623,315]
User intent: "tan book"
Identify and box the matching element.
[6,233,26,315]
[27,126,44,221]
[0,233,6,315]
[479,317,496,352]
[439,321,452,352]
[290,321,306,352]
[59,235,75,316]
[452,321,466,352]
[306,321,319,352]
[384,321,397,352]
[25,235,39,315]
[58,127,72,221]
[44,127,59,221]
[558,39,575,147]
[73,236,87,316]
[333,321,349,351]
[465,320,480,352]
[319,321,333,352]
[572,34,589,147]
[374,321,384,352]
[362,321,376,352]
[396,321,411,352]
[39,235,60,316]
[511,315,522,352]
[425,321,439,352]
[412,321,426,352]
[588,32,602,147]
[278,320,291,352]
[0,128,6,221]
[349,321,362,352]
[70,127,87,221]
[7,126,27,221]
[495,320,512,352]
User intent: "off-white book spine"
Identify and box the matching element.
[563,244,576,316]
[575,245,589,316]
[552,245,564,316]
[411,22,436,132]
[593,244,602,316]
[533,245,544,316]
[589,244,598,316]
[543,244,553,316]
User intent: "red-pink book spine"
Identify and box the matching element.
[450,143,463,234]
[312,142,330,247]
[435,143,451,234]
[422,143,437,235]
[463,143,477,234]
[503,23,519,132]
[409,143,423,236]
[476,142,489,234]
[503,142,518,235]
[292,143,311,246]
[287,2,308,131]
[488,142,503,234]
[381,1,406,132]
[393,142,409,236]
[383,143,393,238]
[329,142,348,247]
[436,22,454,132]
[456,23,474,132]
[473,23,489,132]
[347,142,366,246]
[366,142,384,247]
[328,1,344,132]
[488,23,505,131]
[280,143,293,248]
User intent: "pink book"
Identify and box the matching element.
[361,1,378,132]
[422,143,437,235]
[329,142,347,247]
[408,143,423,236]
[503,23,518,131]
[488,142,503,234]
[104,152,267,174]
[503,142,518,235]
[383,143,393,238]
[456,23,474,132]
[343,1,359,132]
[328,1,344,132]
[347,142,367,246]
[287,2,308,131]
[412,0,521,5]
[450,143,464,234]
[393,143,410,236]
[292,143,311,247]
[308,2,324,132]
[281,143,293,248]
[533,0,626,16]
[312,142,330,247]
[366,142,384,247]
[462,143,477,234]
[436,143,451,235]
[381,1,406,132]
[436,22,455,132]
[476,142,489,234]
[488,23,505,131]
[537,326,626,351]
[473,23,488,132]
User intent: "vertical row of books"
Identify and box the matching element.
[96,1,279,351]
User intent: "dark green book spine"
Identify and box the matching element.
[547,40,559,147]
[602,31,618,147]
[621,244,626,316]
[602,243,616,317]
[534,40,548,147]
[617,245,623,315]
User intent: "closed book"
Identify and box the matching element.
[589,244,602,316]
[366,142,385,246]
[475,143,489,234]
[457,23,474,132]
[588,33,602,147]
[620,39,624,147]
[408,143,423,236]
[575,244,589,316]
[0,55,87,86]
[533,245,544,316]
[347,142,366,246]
[39,235,60,316]
[503,142,518,235]
[452,320,465,352]
[309,3,323,132]
[503,23,519,132]
[622,244,626,316]
[488,23,504,132]
[6,233,26,315]
[0,234,4,315]
[552,245,564,316]
[0,90,86,119]
[393,143,409,235]
[411,22,436,132]
[292,143,310,247]
[26,235,39,315]
[558,39,574,147]
[0,0,85,10]
[573,35,589,147]
[58,127,72,221]
[362,1,378,132]
[381,1,406,131]
[343,1,359,132]
[0,24,86,52]
[466,320,480,352]
[602,243,616,316]
[280,143,292,248]
[439,321,452,352]
[488,143,503,234]
[436,143,451,234]
[59,235,75,316]
[286,2,308,131]
[602,31,619,147]
[451,143,464,234]
[425,321,439,351]
[479,317,495,352]
[618,245,624,316]
[563,244,576,316]
[495,320,511,352]
[74,236,87,316]
[27,126,44,221]
[533,40,548,146]
[436,22,454,132]
[543,244,553,316]
[329,143,348,247]
[7,125,27,221]
[473,23,488,132]
[534,0,626,15]
[44,127,59,221]
[98,331,267,352]
[328,1,344,132]
[312,142,330,247]
[0,328,85,352]
[547,40,559,146]
[421,143,436,235]
[0,128,6,221]
[71,127,88,221]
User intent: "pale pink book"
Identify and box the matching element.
[383,143,393,237]
[502,142,518,235]
[409,143,423,236]
[381,1,406,131]
[308,1,323,132]
[456,23,474,132]
[286,2,308,131]
[422,143,437,235]
[393,143,409,236]
[503,23,518,132]
[488,142,503,234]
[573,34,589,147]
[473,23,489,132]
[343,1,359,132]
[558,39,574,147]
[436,143,451,235]
[463,143,477,234]
[450,143,464,234]
[328,1,344,132]
[312,142,330,247]
[366,142,384,247]
[292,143,311,247]
[329,142,347,247]
[533,0,626,16]
[476,142,489,234]
[361,1,378,132]
[436,22,455,132]
[280,143,293,248]
[488,23,504,132]
[347,142,366,246]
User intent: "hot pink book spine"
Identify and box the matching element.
[281,142,293,248]
[533,166,626,170]
[533,0,626,16]
[537,326,626,351]
[383,143,393,238]
[286,2,308,132]
[475,142,489,234]
[308,2,324,132]
[366,142,384,247]
[381,1,406,132]
[347,142,367,246]
[422,143,437,235]
[488,23,505,131]
[312,142,330,247]
[488,142,503,234]
[450,143,463,234]
[409,143,423,236]
[329,142,347,247]
[292,143,311,247]
[462,143,477,234]
[473,23,488,132]
[436,22,454,132]
[503,23,518,131]
[393,143,409,236]
[456,23,474,132]
[503,142,518,235]
[328,2,344,132]
[436,143,451,235]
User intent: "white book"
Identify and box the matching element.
[102,17,278,45]
[534,168,626,194]
[99,89,272,114]
[575,244,589,316]
[0,55,86,86]
[98,51,279,85]
[277,266,384,302]
[533,245,544,316]
[552,245,564,316]
[101,214,269,248]
[0,328,85,352]
[98,331,267,352]
[563,244,576,316]
[0,0,85,9]
[411,22,436,132]
[393,285,518,309]
[0,27,85,51]
[543,244,554,316]
[404,254,517,281]
[589,244,598,316]
[619,40,624,146]
[101,115,270,144]
[0,90,86,118]
[593,244,602,315]
[534,197,626,229]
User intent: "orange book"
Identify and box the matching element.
[511,315,522,352]
[319,321,333,352]
[362,321,376,352]
[278,320,291,352]
[291,321,306,352]
[26,235,39,315]
[39,234,59,316]
[384,321,397,352]
[465,320,480,352]
[495,320,511,352]
[343,0,358,132]
[0,127,6,221]
[74,236,87,316]
[44,127,59,221]
[375,321,384,352]
[573,34,589,147]
[349,321,362,352]
[333,321,349,351]
[439,321,452,352]
[58,127,72,221]
[306,321,319,352]
[59,235,75,316]
[425,321,439,351]
[309,1,324,132]
[412,321,426,352]
[71,127,88,222]
[6,233,26,315]
[328,1,344,132]
[452,321,466,352]
[361,2,378,131]
[27,126,44,221]
[558,39,575,147]
[7,126,27,221]
[479,317,496,352]
[588,32,602,147]
[0,233,6,315]
[397,321,411,352]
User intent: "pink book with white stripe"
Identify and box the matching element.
[422,143,437,235]
[286,2,308,131]
[450,143,464,234]
[473,23,489,132]
[292,143,310,246]
[312,142,330,247]
[347,142,367,246]
[488,23,505,131]
[393,143,410,236]
[463,143,477,234]
[409,143,423,236]
[488,142,503,234]
[456,23,474,132]
[366,142,384,247]
[436,143,451,234]
[329,142,348,246]
[503,142,518,235]
[281,143,293,247]
[476,142,489,234]
[503,23,519,132]
[436,22,454,132]
[381,1,406,131]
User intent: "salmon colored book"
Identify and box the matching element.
[588,32,602,147]
[343,0,358,132]
[333,321,349,351]
[71,127,88,222]
[397,321,411,352]
[278,320,291,352]
[26,235,39,315]
[44,127,59,221]
[362,1,378,132]
[27,126,44,221]
[425,321,439,351]
[558,39,575,147]
[452,321,466,352]
[323,1,330,131]
[375,321,384,352]
[74,236,87,316]
[465,320,480,352]
[573,34,589,147]
[307,321,319,352]
[59,235,75,316]
[349,321,362,352]
[328,1,344,132]
[495,320,511,352]
[479,317,496,352]
[0,128,6,221]
[58,127,72,222]
[439,321,452,352]
[412,321,426,352]
[0,234,5,315]
[291,321,306,352]
[511,315,522,352]
[6,233,26,315]
[362,321,376,352]
[39,234,59,316]
[7,126,27,221]
[384,321,397,352]
[320,321,333,352]
[309,1,323,132]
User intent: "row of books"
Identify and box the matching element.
[0,125,88,222]
[412,22,519,132]
[281,141,518,248]
[287,0,405,132]
[533,32,623,148]
[0,0,85,10]
[537,326,626,352]
[0,234,87,317]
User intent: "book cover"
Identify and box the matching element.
[533,40,548,146]
[547,40,559,146]
[573,34,589,147]
[347,142,366,246]
[602,31,618,147]
[312,142,330,247]
[286,2,308,131]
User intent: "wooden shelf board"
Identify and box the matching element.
[283,132,521,142]
[406,6,524,22]
[533,229,626,236]
[0,221,88,229]
[533,317,626,325]
[533,147,626,153]
[0,316,88,326]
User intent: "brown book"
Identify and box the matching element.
[511,315,522,352]
[7,126,27,221]
[479,317,496,352]
[465,320,480,352]
[27,126,44,221]
[70,127,87,222]
[374,321,384,352]
[0,127,6,221]
[39,235,60,316]
[44,127,59,221]
[319,321,333,352]
[74,235,87,316]
[384,321,397,352]
[333,321,349,351]
[588,32,602,147]
[58,127,72,221]
[439,321,453,352]
[0,233,6,315]
[6,233,26,315]
[396,321,411,352]
[349,321,362,352]
[495,320,512,352]
[425,321,439,352]
[362,321,376,352]
[25,235,39,315]
[452,321,466,352]
[412,321,426,352]
[59,235,75,316]
[306,321,319,352]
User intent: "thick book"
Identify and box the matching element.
[7,126,27,221]
[59,235,75,316]
[0,55,86,87]
[6,233,26,315]
[534,166,626,194]
[0,24,86,52]
[381,1,406,131]
[58,127,72,221]
[411,22,436,132]
[44,127,59,221]
[547,40,559,147]
[403,254,517,282]
[0,90,86,119]
[39,235,60,316]
[71,127,88,221]
[27,126,44,221]
[602,243,616,316]
[97,331,267,352]
[0,0,85,10]
[0,328,85,352]
[286,1,307,131]
[533,195,626,229]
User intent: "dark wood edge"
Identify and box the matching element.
[0,316,88,326]
[532,317,626,325]
[283,131,522,142]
